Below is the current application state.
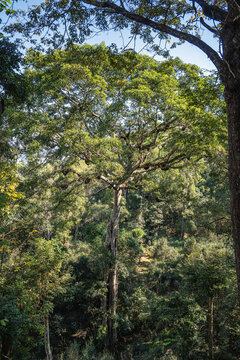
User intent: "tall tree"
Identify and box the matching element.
[10,0,240,302]
[10,45,224,350]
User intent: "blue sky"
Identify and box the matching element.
[5,0,218,71]
[86,30,217,71]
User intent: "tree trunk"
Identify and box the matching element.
[44,317,53,360]
[221,10,240,303]
[0,335,11,360]
[225,87,240,302]
[83,0,240,308]
[208,296,214,360]
[105,187,122,352]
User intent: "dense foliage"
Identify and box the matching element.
[0,44,237,360]
[2,0,240,356]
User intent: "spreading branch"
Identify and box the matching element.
[82,0,223,70]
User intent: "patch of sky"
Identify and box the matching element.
[2,0,218,71]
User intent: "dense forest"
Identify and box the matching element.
[1,0,240,359]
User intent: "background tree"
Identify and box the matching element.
[0,158,88,359]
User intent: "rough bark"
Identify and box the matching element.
[221,5,240,302]
[227,104,240,289]
[105,187,122,352]
[225,86,240,301]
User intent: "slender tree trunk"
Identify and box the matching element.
[0,335,11,360]
[74,222,79,242]
[105,187,122,352]
[221,11,240,303]
[123,187,128,201]
[44,317,53,360]
[208,296,214,360]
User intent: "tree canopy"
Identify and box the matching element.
[1,1,240,358]
[0,44,232,359]
[7,0,240,304]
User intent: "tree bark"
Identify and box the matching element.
[208,296,214,360]
[105,187,122,352]
[44,317,53,360]
[225,84,240,302]
[225,86,240,301]
[221,8,240,302]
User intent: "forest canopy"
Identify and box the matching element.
[0,42,236,360]
[3,0,240,357]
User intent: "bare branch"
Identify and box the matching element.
[120,0,125,9]
[200,17,219,35]
[99,174,115,187]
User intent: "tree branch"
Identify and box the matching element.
[200,17,218,35]
[83,0,223,71]
[194,0,227,21]
[141,153,187,172]
[139,119,176,151]
[61,168,92,184]
[99,174,115,187]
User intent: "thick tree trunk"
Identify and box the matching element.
[105,187,122,352]
[208,296,214,360]
[225,87,240,302]
[44,317,53,360]
[221,11,240,303]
